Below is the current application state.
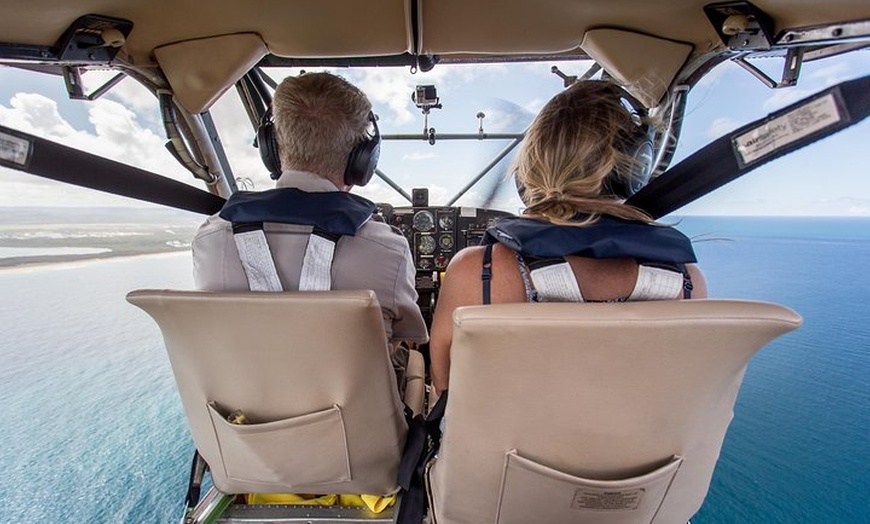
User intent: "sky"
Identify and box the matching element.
[0,50,868,216]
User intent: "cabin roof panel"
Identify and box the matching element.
[0,0,868,112]
[1,0,868,62]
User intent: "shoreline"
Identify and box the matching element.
[0,249,191,273]
[0,221,199,272]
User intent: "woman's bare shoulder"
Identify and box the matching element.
[445,245,486,272]
[687,263,708,299]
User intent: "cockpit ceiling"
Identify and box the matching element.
[1,0,869,66]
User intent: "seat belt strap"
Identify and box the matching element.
[396,392,449,524]
[231,223,283,292]
[628,74,870,219]
[0,124,226,216]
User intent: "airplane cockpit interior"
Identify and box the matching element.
[1,1,868,523]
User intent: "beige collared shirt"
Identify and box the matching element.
[192,170,429,344]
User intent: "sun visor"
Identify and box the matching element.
[581,29,692,108]
[154,33,267,114]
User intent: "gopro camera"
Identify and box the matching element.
[413,85,439,107]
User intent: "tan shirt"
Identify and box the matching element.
[192,170,429,344]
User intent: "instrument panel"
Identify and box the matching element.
[378,205,514,272]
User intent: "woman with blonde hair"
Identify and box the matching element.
[429,80,706,393]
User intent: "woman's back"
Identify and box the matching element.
[429,242,706,391]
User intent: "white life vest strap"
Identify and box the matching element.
[628,265,684,301]
[232,224,339,292]
[299,230,337,291]
[529,261,585,303]
[232,227,283,292]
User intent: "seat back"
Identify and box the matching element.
[428,299,802,524]
[127,289,407,495]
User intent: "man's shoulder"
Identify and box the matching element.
[193,213,231,240]
[355,219,409,253]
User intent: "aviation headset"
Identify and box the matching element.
[516,84,655,202]
[605,90,656,199]
[257,108,381,186]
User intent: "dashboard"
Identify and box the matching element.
[377,205,514,272]
[376,204,514,328]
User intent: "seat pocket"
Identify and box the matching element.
[207,402,351,487]
[495,450,683,524]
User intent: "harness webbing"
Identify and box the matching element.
[231,223,339,292]
[481,243,493,305]
[628,265,685,301]
[298,230,340,291]
[528,259,584,302]
[231,223,283,292]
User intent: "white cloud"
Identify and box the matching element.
[524,97,546,115]
[0,93,77,138]
[402,151,437,161]
[349,68,450,126]
[209,91,274,187]
[706,117,740,139]
[81,74,159,115]
[478,103,533,133]
[0,91,208,207]
[345,64,504,128]
[354,182,456,207]
[696,61,739,89]
[806,63,850,86]
[761,88,812,111]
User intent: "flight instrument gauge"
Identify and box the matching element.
[439,234,454,250]
[413,210,435,232]
[417,235,436,255]
[438,214,454,229]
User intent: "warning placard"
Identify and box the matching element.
[571,488,645,511]
[0,130,31,167]
[733,93,843,167]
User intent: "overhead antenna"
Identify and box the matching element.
[550,66,577,87]
[551,63,603,88]
[412,85,442,145]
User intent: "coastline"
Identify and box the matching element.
[0,220,199,271]
[0,249,191,273]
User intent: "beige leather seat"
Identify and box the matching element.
[427,300,802,524]
[127,289,415,496]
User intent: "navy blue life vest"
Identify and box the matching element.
[219,187,376,235]
[219,188,376,292]
[479,216,696,303]
[481,216,696,264]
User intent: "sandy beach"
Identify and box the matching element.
[0,221,199,270]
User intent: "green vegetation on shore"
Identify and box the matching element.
[0,222,199,269]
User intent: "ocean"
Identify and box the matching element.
[0,216,868,523]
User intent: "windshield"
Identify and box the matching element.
[1,54,869,215]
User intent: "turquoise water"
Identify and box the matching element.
[0,217,868,523]
[0,255,194,523]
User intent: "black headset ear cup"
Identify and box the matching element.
[256,108,282,180]
[515,173,528,205]
[344,113,381,187]
[606,91,655,198]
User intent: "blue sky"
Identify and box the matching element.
[0,51,868,215]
